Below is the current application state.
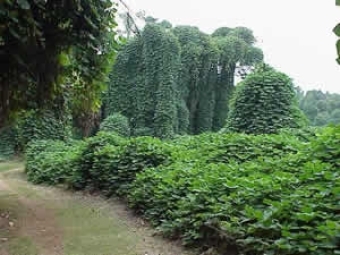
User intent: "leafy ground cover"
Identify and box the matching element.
[25,126,340,255]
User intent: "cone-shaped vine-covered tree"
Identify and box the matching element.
[225,64,307,134]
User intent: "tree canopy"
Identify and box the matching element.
[299,90,340,126]
[0,0,119,126]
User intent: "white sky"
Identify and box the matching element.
[120,0,340,93]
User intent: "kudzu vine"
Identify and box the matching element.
[106,23,263,137]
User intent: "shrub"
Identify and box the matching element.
[68,132,125,189]
[129,128,340,255]
[171,132,303,165]
[0,126,18,159]
[16,110,71,149]
[100,113,130,137]
[278,126,319,142]
[25,126,340,255]
[90,136,172,196]
[25,132,172,197]
[25,140,84,185]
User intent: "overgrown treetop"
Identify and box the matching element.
[225,64,307,134]
[0,0,118,125]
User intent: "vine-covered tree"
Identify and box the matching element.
[212,27,263,131]
[173,26,219,134]
[0,0,118,127]
[225,64,307,134]
[107,24,180,138]
[107,19,263,137]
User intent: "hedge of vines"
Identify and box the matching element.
[25,126,340,255]
[0,110,70,159]
[106,24,264,137]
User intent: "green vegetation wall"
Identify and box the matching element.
[107,24,180,139]
[0,110,70,159]
[226,65,307,134]
[0,0,118,126]
[107,23,263,136]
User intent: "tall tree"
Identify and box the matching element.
[212,27,263,131]
[173,26,219,134]
[107,24,180,138]
[107,22,264,136]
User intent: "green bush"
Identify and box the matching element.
[278,126,319,142]
[25,140,84,185]
[25,133,171,196]
[0,126,18,159]
[68,132,126,190]
[309,125,340,167]
[100,113,130,137]
[170,132,302,165]
[25,126,340,255]
[16,110,70,150]
[128,127,340,255]
[90,136,172,196]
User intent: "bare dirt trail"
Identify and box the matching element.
[0,164,195,255]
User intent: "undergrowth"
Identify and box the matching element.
[25,126,340,255]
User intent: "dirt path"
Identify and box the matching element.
[0,164,195,255]
[0,170,64,255]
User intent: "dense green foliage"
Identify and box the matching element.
[15,110,70,149]
[86,136,171,196]
[226,65,306,134]
[130,127,340,255]
[0,0,118,125]
[106,23,263,137]
[99,113,130,136]
[299,90,340,126]
[25,139,85,185]
[25,125,340,255]
[0,110,70,159]
[0,126,18,160]
[107,24,180,138]
[26,132,171,196]
[69,132,125,190]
